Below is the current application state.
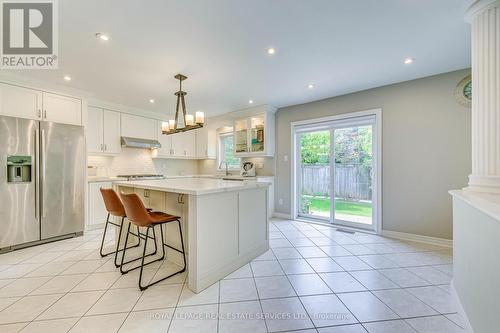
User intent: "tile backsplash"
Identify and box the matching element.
[88,148,199,176]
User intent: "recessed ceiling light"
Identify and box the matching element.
[267,47,276,55]
[404,57,414,65]
[308,83,315,89]
[63,75,71,81]
[249,99,254,104]
[95,33,110,41]
[149,99,155,104]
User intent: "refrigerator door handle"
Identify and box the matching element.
[41,128,47,218]
[35,128,40,221]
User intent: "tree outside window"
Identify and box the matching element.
[218,133,240,169]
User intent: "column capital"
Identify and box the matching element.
[465,0,500,22]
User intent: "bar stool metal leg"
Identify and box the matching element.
[120,223,163,274]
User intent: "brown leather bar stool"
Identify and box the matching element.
[119,192,186,290]
[99,188,142,267]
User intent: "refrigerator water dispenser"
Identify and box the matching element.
[7,156,32,183]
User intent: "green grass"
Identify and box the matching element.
[303,196,372,217]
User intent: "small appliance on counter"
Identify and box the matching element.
[240,161,256,177]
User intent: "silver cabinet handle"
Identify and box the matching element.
[43,110,47,119]
[104,144,107,151]
[36,109,41,118]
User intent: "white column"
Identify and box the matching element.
[465,0,500,193]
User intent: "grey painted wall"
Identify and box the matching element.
[275,69,471,239]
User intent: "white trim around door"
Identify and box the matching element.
[291,108,382,234]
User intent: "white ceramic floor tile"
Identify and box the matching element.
[378,268,431,288]
[296,246,329,258]
[261,297,314,332]
[251,261,285,277]
[0,276,51,297]
[407,286,459,314]
[333,256,372,271]
[320,272,367,293]
[272,247,302,259]
[31,274,88,295]
[0,294,62,324]
[406,315,464,333]
[311,237,338,246]
[25,261,77,278]
[177,282,219,307]
[337,291,398,322]
[118,308,174,333]
[300,294,358,327]
[61,260,106,275]
[87,287,143,315]
[349,270,399,290]
[288,237,316,247]
[320,245,353,257]
[270,239,293,248]
[220,278,258,303]
[363,319,417,333]
[20,318,79,333]
[341,245,376,256]
[224,264,253,279]
[288,274,333,296]
[0,322,28,333]
[253,250,277,261]
[169,303,218,333]
[318,324,367,333]
[406,266,453,285]
[0,263,42,279]
[373,289,438,317]
[72,271,122,291]
[357,255,399,269]
[219,301,266,333]
[69,313,128,333]
[255,275,296,299]
[38,290,105,320]
[306,258,344,273]
[279,259,315,274]
[110,269,157,289]
[0,297,21,312]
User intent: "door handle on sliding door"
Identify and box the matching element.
[41,129,47,218]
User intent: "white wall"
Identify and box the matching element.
[275,69,471,239]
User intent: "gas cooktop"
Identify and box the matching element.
[117,174,165,181]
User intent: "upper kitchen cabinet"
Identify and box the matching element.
[87,106,121,155]
[233,105,276,157]
[196,126,216,159]
[0,83,43,120]
[155,120,173,157]
[171,131,196,158]
[121,113,156,140]
[42,92,82,125]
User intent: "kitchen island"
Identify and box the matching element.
[113,177,270,293]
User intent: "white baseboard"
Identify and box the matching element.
[449,280,474,333]
[272,212,293,219]
[382,230,453,248]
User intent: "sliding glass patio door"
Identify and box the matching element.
[295,114,378,231]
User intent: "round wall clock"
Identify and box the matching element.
[454,75,472,108]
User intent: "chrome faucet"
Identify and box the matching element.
[219,161,230,176]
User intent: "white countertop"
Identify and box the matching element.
[87,176,127,183]
[450,189,500,222]
[114,177,270,195]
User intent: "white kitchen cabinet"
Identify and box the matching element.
[121,113,156,140]
[0,83,42,120]
[155,120,173,157]
[87,107,121,155]
[257,176,275,217]
[171,131,196,158]
[88,181,112,228]
[43,92,82,125]
[87,107,104,154]
[196,127,216,159]
[233,106,275,157]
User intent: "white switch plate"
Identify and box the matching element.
[256,162,264,169]
[278,199,283,205]
[283,155,288,162]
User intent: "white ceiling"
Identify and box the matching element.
[9,0,472,117]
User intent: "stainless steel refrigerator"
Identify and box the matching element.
[0,115,85,251]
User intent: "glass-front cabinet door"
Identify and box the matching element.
[234,119,249,153]
[249,115,265,153]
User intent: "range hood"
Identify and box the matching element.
[121,137,161,149]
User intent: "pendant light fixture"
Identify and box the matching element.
[162,74,204,135]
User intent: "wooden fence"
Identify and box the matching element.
[300,164,372,200]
